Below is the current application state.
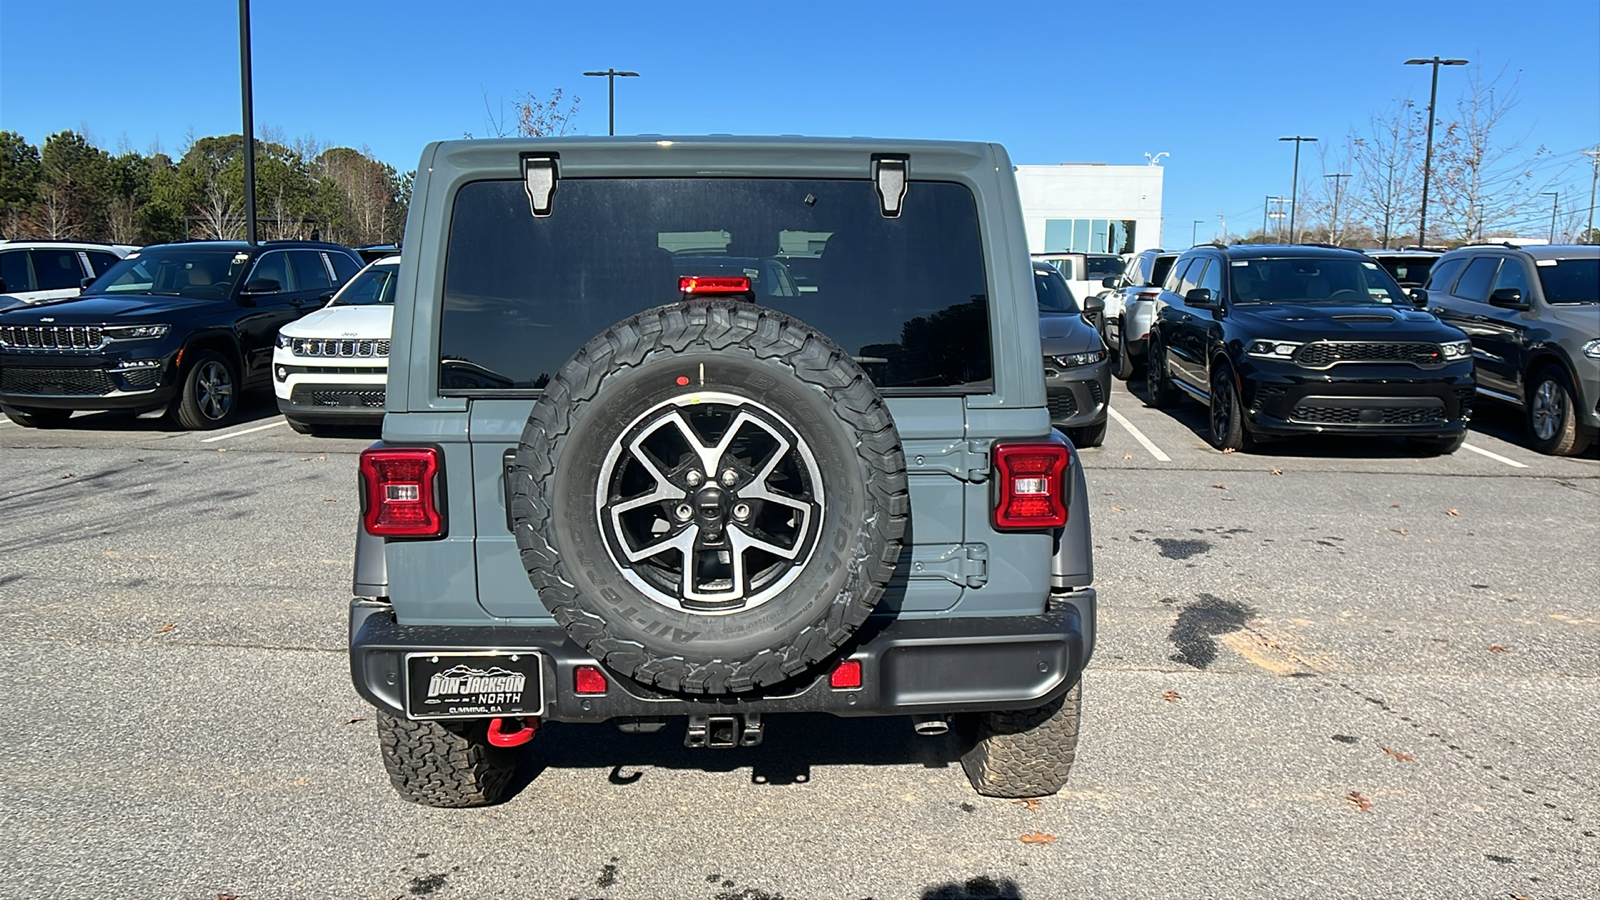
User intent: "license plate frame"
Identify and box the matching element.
[403,650,545,720]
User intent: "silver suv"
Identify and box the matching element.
[1419,244,1599,455]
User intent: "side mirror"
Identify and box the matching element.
[1083,294,1106,313]
[81,276,97,289]
[242,278,281,295]
[1101,276,1119,289]
[1184,287,1215,307]
[1407,287,1428,306]
[1489,287,1528,309]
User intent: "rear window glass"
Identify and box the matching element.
[1536,258,1599,304]
[1086,256,1123,280]
[439,178,991,392]
[1373,257,1435,287]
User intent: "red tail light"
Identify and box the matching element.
[991,442,1071,530]
[359,446,445,537]
[679,275,752,295]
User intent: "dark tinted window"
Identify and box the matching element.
[289,250,332,291]
[329,251,362,283]
[1178,258,1206,295]
[1148,254,1176,288]
[1163,258,1192,292]
[1453,257,1500,303]
[1374,256,1435,287]
[86,251,121,276]
[1033,266,1079,313]
[330,264,398,306]
[30,249,83,290]
[1086,255,1123,280]
[1536,258,1598,304]
[440,178,991,392]
[1425,257,1467,293]
[1491,258,1531,298]
[1198,257,1223,295]
[0,250,31,292]
[248,252,292,293]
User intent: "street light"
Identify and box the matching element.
[1405,56,1469,247]
[1542,191,1559,244]
[582,68,640,136]
[1279,136,1318,243]
[238,0,257,244]
[1325,173,1351,245]
[1193,219,1204,244]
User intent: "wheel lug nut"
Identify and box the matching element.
[674,503,693,521]
[732,503,751,520]
[685,470,703,487]
[721,468,738,486]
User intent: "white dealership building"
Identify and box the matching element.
[1014,162,1165,255]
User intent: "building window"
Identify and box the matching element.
[1044,218,1137,254]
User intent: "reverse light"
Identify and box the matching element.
[992,442,1071,530]
[1440,339,1472,361]
[679,275,752,295]
[359,446,444,538]
[574,665,609,695]
[829,659,863,690]
[1246,339,1302,360]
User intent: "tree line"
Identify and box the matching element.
[0,129,410,248]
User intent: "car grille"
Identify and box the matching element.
[1291,404,1445,425]
[1048,392,1078,420]
[292,338,389,358]
[301,388,386,409]
[0,325,106,351]
[1293,341,1442,367]
[1,367,115,395]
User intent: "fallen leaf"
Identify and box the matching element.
[60,473,74,479]
[1345,791,1372,812]
[103,550,120,558]
[1220,447,1237,454]
[154,622,176,634]
[1389,503,1400,509]
[1488,645,1508,653]
[1109,506,1125,512]
[323,498,338,503]
[1162,690,1181,703]
[1446,508,1460,516]
[1382,747,1415,763]
[300,457,313,462]
[1018,831,1057,845]
[344,717,367,725]
[292,777,308,786]
[1268,468,1283,476]
[1211,483,1227,489]
[318,455,326,461]
[1013,797,1041,812]
[218,894,239,900]
[1391,528,1409,536]
[1122,453,1133,460]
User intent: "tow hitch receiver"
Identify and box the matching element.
[685,713,763,748]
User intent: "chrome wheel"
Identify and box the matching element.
[1530,379,1565,441]
[596,392,824,615]
[196,360,234,421]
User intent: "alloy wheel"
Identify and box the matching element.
[196,360,234,421]
[1530,379,1564,441]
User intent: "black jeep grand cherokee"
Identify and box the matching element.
[0,240,362,429]
[1144,244,1475,454]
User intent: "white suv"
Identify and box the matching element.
[0,240,137,309]
[273,256,397,434]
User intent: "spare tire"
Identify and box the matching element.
[509,299,909,694]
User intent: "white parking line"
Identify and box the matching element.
[1107,406,1171,462]
[1461,442,1529,468]
[199,420,287,443]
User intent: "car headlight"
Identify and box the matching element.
[1584,339,1600,360]
[1440,339,1472,361]
[1245,340,1302,360]
[103,324,170,341]
[1049,349,1107,368]
[276,332,291,349]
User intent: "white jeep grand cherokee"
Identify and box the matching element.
[273,255,397,434]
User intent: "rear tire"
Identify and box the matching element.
[1,406,72,428]
[1068,418,1108,449]
[959,681,1082,798]
[1526,366,1591,456]
[1408,433,1466,456]
[1112,326,1135,381]
[1144,335,1179,409]
[170,350,239,430]
[376,712,519,808]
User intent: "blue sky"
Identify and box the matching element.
[2,0,1597,243]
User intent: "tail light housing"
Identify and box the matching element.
[679,275,752,295]
[359,446,445,537]
[991,442,1071,530]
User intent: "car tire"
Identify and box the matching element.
[509,298,909,695]
[1208,364,1254,452]
[1068,418,1108,449]
[375,711,519,808]
[958,680,1081,798]
[1144,334,1179,409]
[1,406,72,428]
[1408,433,1466,456]
[1526,365,1591,457]
[170,350,239,430]
[1112,326,1135,381]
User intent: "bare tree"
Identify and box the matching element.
[515,88,581,137]
[106,194,140,243]
[194,159,244,240]
[1430,65,1549,242]
[35,184,74,238]
[1348,98,1425,248]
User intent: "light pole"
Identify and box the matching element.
[1279,136,1317,243]
[1542,191,1559,244]
[1265,196,1288,241]
[1584,147,1599,243]
[582,68,639,136]
[1405,56,1469,248]
[238,0,257,244]
[1193,219,1204,245]
[1324,173,1350,245]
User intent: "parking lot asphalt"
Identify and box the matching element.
[1,380,1596,900]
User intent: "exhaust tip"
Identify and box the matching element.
[911,715,950,736]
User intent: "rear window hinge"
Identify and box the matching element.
[521,153,559,218]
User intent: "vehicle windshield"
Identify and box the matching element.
[1033,266,1080,313]
[88,247,249,299]
[1229,257,1406,306]
[1536,258,1599,304]
[330,264,398,306]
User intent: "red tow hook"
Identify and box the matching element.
[486,716,539,748]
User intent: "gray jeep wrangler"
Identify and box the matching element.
[348,137,1096,807]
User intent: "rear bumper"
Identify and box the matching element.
[349,591,1094,722]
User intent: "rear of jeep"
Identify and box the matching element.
[348,137,1096,807]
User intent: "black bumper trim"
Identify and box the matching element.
[349,594,1091,722]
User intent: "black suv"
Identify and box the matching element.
[1144,244,1475,454]
[0,240,363,429]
